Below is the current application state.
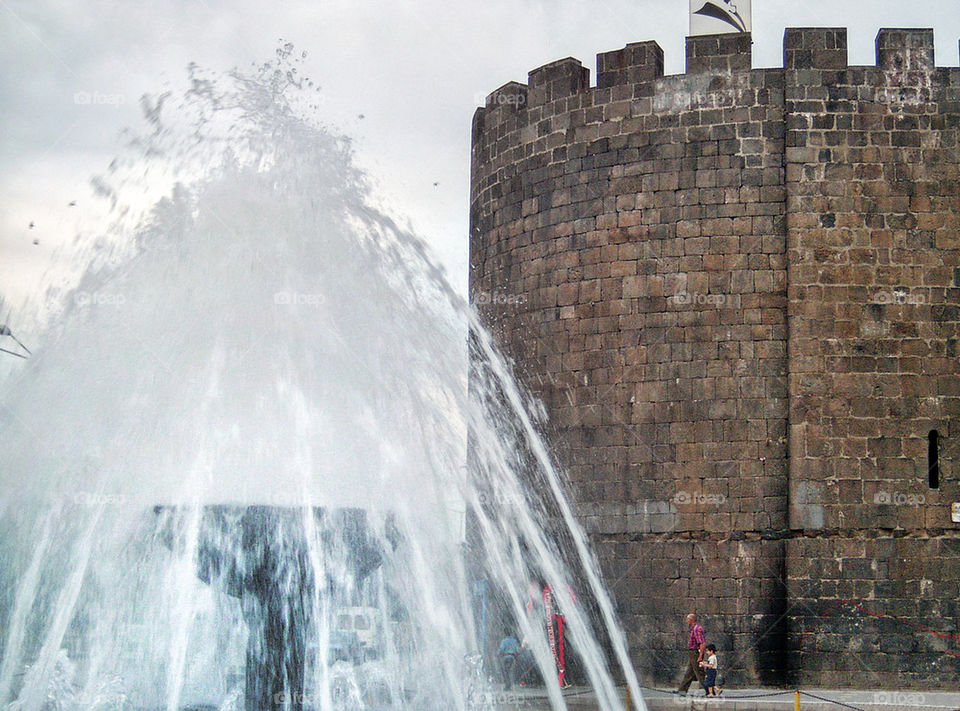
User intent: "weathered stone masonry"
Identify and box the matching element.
[470,28,960,687]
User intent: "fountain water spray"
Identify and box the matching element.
[0,45,647,711]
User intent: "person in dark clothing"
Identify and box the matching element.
[155,506,385,711]
[700,643,720,697]
[498,635,521,690]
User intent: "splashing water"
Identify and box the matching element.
[0,46,647,711]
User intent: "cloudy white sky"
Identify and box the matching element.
[2,0,959,325]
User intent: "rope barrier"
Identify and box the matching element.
[707,690,794,699]
[798,690,870,711]
[483,681,939,711]
[560,687,595,698]
[635,682,794,699]
[627,683,936,710]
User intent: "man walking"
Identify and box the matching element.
[676,612,706,696]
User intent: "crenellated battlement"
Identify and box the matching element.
[686,31,752,73]
[783,27,848,70]
[527,57,590,108]
[475,28,958,141]
[876,28,935,71]
[597,41,664,90]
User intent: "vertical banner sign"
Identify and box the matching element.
[690,0,751,36]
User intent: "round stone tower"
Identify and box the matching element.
[470,28,960,688]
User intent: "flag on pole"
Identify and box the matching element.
[689,0,751,36]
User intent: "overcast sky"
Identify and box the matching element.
[2,0,959,325]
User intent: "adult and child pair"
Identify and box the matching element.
[676,613,722,698]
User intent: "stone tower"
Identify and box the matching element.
[469,28,960,687]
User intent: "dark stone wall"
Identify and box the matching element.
[470,28,960,688]
[784,27,960,686]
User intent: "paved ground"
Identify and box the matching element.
[486,685,960,711]
[173,685,960,710]
[636,686,960,711]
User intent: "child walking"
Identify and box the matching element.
[700,643,721,697]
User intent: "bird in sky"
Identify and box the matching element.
[0,324,31,358]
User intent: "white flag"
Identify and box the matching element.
[689,0,751,36]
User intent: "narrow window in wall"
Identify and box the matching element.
[928,430,940,490]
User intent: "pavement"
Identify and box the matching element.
[482,685,960,711]
[635,686,960,711]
